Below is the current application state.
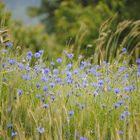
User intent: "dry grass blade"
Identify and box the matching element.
[0,28,10,45]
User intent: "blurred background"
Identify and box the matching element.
[0,0,140,62]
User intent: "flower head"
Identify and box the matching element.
[9,59,16,65]
[18,63,24,69]
[136,58,140,64]
[43,86,48,91]
[26,52,33,60]
[44,68,50,74]
[49,82,55,87]
[42,104,48,108]
[5,43,13,47]
[11,132,17,137]
[69,110,74,116]
[122,48,127,53]
[37,127,45,133]
[56,58,62,63]
[36,83,41,88]
[119,130,124,135]
[22,75,30,80]
[114,89,120,94]
[17,89,23,96]
[39,50,44,55]
[80,136,87,140]
[66,53,74,59]
[34,52,41,58]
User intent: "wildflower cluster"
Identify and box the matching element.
[0,45,140,139]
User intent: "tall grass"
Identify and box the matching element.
[0,43,140,140]
[95,17,140,64]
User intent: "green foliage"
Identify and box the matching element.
[28,0,114,56]
[1,1,140,62]
[28,0,140,58]
[0,2,11,27]
[11,22,47,51]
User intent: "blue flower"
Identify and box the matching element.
[66,93,71,97]
[124,95,130,99]
[66,78,73,84]
[41,77,48,82]
[41,97,46,102]
[108,86,111,91]
[114,103,120,108]
[93,91,99,97]
[36,94,41,99]
[136,58,140,64]
[98,79,104,85]
[43,86,48,91]
[26,52,33,60]
[129,85,135,91]
[114,89,120,94]
[88,69,93,73]
[36,83,41,88]
[51,96,55,102]
[17,89,23,95]
[75,132,79,139]
[138,65,140,71]
[2,63,6,68]
[11,132,17,137]
[119,130,124,135]
[74,69,79,75]
[34,52,41,58]
[37,127,45,133]
[122,48,127,53]
[120,111,130,120]
[118,100,125,105]
[18,63,24,69]
[125,73,129,78]
[5,43,13,47]
[25,66,30,71]
[56,58,62,63]
[80,136,87,140]
[119,67,126,72]
[124,111,130,116]
[69,110,74,116]
[67,63,72,69]
[123,87,130,91]
[91,83,97,87]
[22,75,30,80]
[39,50,44,55]
[9,59,16,65]
[2,49,8,53]
[53,69,59,74]
[51,62,55,66]
[44,68,50,74]
[137,72,140,77]
[27,51,33,56]
[55,78,62,83]
[66,53,74,59]
[49,82,55,87]
[42,104,48,108]
[67,71,72,77]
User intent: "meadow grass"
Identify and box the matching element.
[0,44,140,140]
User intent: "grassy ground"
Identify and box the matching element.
[0,45,140,140]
